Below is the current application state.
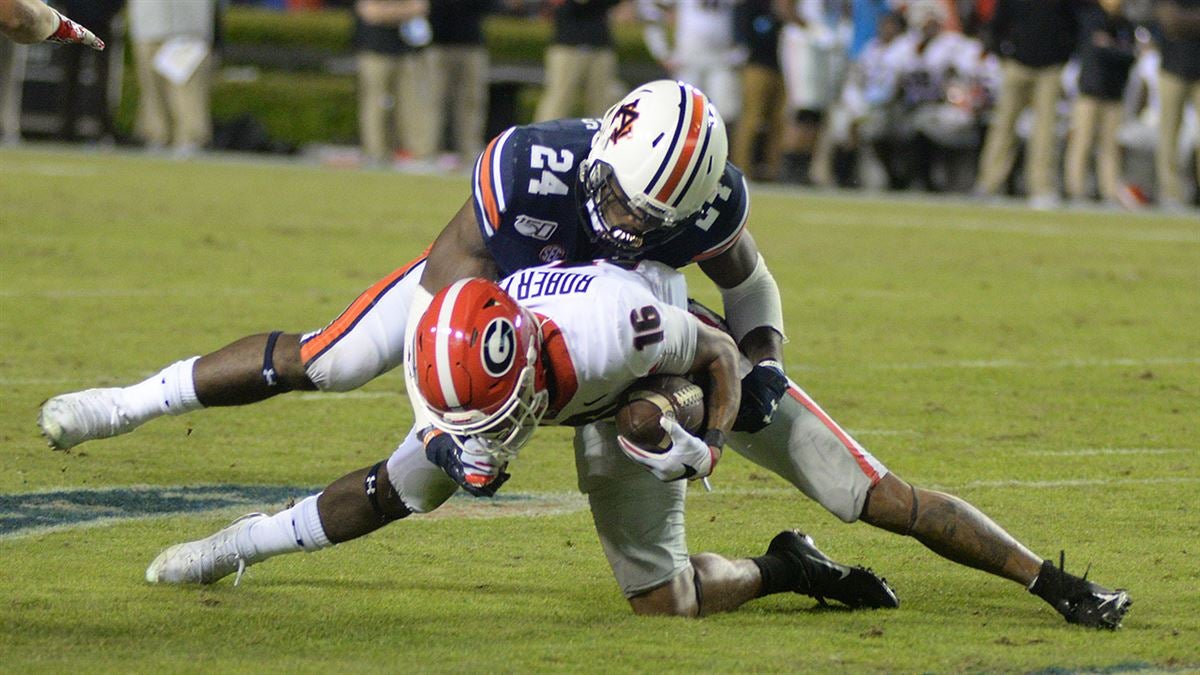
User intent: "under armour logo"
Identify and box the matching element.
[609,100,639,144]
[365,474,377,496]
[263,367,277,387]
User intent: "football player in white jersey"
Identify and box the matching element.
[404,265,1132,627]
[147,261,1130,628]
[146,260,901,617]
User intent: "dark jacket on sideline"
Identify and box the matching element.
[1076,4,1136,100]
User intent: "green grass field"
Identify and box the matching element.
[1,146,1197,673]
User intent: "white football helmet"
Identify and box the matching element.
[580,80,729,251]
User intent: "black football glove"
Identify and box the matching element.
[421,427,510,498]
[733,359,788,433]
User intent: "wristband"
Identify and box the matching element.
[703,429,727,450]
[757,359,784,373]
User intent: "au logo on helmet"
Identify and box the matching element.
[481,318,516,377]
[609,99,639,145]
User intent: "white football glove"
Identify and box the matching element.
[617,417,719,482]
[458,437,508,490]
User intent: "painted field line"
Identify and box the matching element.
[699,476,1200,498]
[0,288,264,298]
[1022,448,1192,457]
[948,476,1200,490]
[846,429,919,437]
[0,163,99,178]
[778,208,1200,244]
[790,356,1200,372]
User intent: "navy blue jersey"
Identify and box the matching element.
[471,119,749,278]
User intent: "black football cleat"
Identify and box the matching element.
[766,530,900,609]
[1030,552,1131,629]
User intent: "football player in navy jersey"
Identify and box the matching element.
[41,79,790,452]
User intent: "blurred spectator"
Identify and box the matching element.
[57,0,126,142]
[883,1,990,191]
[128,0,218,154]
[534,0,624,121]
[731,0,786,180]
[428,0,491,169]
[838,9,909,187]
[352,0,435,166]
[1154,0,1200,208]
[808,0,854,186]
[778,0,846,183]
[848,0,893,60]
[639,0,743,123]
[974,0,1086,208]
[0,37,24,145]
[1063,0,1136,205]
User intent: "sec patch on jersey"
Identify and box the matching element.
[614,375,705,453]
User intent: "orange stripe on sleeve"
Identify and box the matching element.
[300,249,429,364]
[478,136,501,229]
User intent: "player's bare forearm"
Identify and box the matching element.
[692,322,741,434]
[420,197,498,293]
[738,325,784,365]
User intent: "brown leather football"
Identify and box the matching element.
[614,375,705,453]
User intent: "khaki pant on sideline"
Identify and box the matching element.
[1064,96,1124,201]
[975,60,1062,198]
[133,40,213,150]
[731,64,787,181]
[357,50,436,164]
[428,44,489,163]
[534,45,619,122]
[1156,70,1200,205]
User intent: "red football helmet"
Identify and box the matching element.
[409,278,548,454]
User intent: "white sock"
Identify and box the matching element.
[240,495,332,561]
[121,356,203,422]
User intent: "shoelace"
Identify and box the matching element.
[233,558,247,587]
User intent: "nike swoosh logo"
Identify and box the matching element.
[583,394,608,407]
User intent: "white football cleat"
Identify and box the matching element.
[38,388,137,450]
[146,513,268,585]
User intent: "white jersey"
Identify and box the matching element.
[497,260,698,427]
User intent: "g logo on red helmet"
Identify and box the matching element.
[481,317,516,377]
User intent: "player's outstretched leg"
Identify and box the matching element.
[752,530,899,609]
[146,447,433,586]
[1028,552,1132,630]
[39,333,311,450]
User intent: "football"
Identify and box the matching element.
[614,375,705,453]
